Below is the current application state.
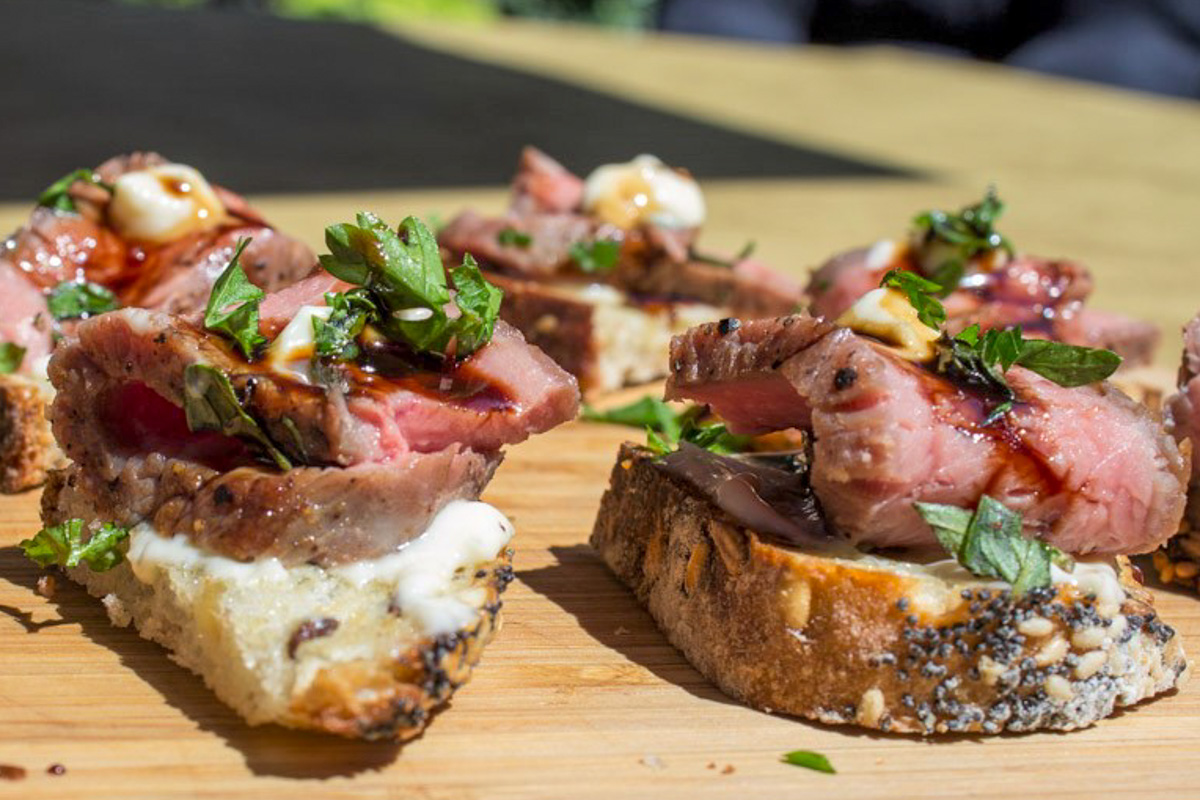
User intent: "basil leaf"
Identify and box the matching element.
[182,364,291,470]
[581,395,748,455]
[781,750,835,774]
[20,519,129,572]
[203,238,267,359]
[981,326,1024,372]
[497,227,532,248]
[47,280,119,321]
[646,426,671,456]
[880,269,946,330]
[36,169,112,213]
[313,289,376,361]
[0,343,25,374]
[1012,339,1121,387]
[450,254,505,355]
[568,239,620,273]
[915,495,1054,596]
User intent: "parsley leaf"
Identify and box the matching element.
[568,239,620,273]
[47,280,120,321]
[880,269,946,330]
[0,343,25,374]
[320,214,503,360]
[36,168,112,213]
[914,496,1065,596]
[204,238,267,359]
[497,227,532,248]
[582,395,750,455]
[1009,338,1122,387]
[912,188,1013,292]
[781,750,835,774]
[182,364,291,471]
[313,289,376,362]
[20,519,129,572]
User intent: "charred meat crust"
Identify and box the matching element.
[591,445,1188,735]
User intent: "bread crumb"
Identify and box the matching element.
[720,764,735,775]
[101,593,132,628]
[36,575,57,599]
[706,762,716,770]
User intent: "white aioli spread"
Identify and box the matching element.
[263,304,333,384]
[582,154,705,229]
[126,499,515,637]
[108,163,225,244]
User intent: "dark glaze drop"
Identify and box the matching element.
[354,338,514,412]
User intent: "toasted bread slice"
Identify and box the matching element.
[0,374,63,493]
[46,485,516,740]
[591,444,1189,735]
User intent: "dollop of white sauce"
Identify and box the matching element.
[264,305,333,384]
[125,499,514,637]
[583,154,705,229]
[108,163,225,244]
[865,239,898,271]
[1052,560,1124,616]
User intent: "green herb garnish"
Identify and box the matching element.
[204,238,267,360]
[781,750,835,774]
[568,239,620,273]
[914,495,1070,596]
[0,343,25,374]
[497,227,532,248]
[21,519,129,572]
[182,364,292,471]
[36,169,113,213]
[583,395,750,455]
[320,214,502,360]
[689,240,756,269]
[911,188,1013,292]
[880,269,946,330]
[313,289,376,362]
[47,280,120,321]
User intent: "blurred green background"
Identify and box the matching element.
[115,0,660,28]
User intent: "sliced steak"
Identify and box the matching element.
[511,146,584,215]
[45,299,577,564]
[439,209,602,279]
[806,247,1157,366]
[0,262,53,371]
[51,306,579,469]
[1167,312,1200,528]
[43,446,499,567]
[666,315,1188,556]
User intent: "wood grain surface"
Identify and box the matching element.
[2,19,1200,800]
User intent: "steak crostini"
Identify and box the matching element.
[26,214,580,739]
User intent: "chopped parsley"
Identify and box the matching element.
[203,238,267,360]
[47,280,119,321]
[21,519,129,572]
[582,395,749,455]
[0,343,25,374]
[497,227,532,248]
[911,187,1013,292]
[781,750,835,774]
[319,214,502,360]
[36,168,113,213]
[313,289,376,362]
[876,273,1120,423]
[568,239,620,273]
[914,496,1071,596]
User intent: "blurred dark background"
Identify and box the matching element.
[1,0,1196,200]
[110,0,1200,99]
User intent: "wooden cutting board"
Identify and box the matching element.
[2,375,1198,800]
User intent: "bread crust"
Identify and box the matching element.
[591,445,1189,735]
[0,374,63,493]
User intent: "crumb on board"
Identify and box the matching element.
[36,575,56,599]
[639,755,666,770]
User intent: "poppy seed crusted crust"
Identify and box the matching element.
[591,445,1189,735]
